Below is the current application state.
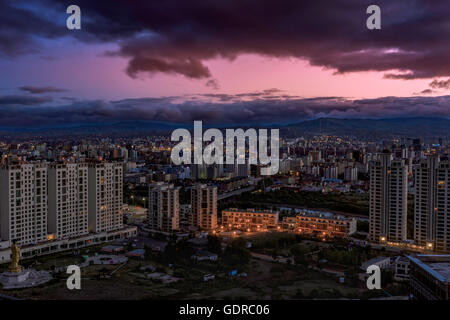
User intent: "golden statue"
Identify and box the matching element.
[9,241,22,273]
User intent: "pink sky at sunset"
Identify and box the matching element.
[1,42,438,101]
[1,0,450,127]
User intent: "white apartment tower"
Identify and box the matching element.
[369,153,408,243]
[345,166,358,182]
[148,182,180,232]
[88,163,123,233]
[414,157,450,252]
[48,163,89,239]
[324,166,338,180]
[0,164,48,246]
[190,184,218,230]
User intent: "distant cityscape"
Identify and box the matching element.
[0,131,448,300]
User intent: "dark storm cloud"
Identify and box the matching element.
[2,0,450,81]
[0,94,448,127]
[0,95,52,105]
[205,79,220,90]
[0,0,66,56]
[430,79,450,90]
[414,89,435,95]
[19,86,66,94]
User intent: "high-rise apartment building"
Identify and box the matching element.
[48,163,89,239]
[88,163,123,233]
[148,182,180,232]
[0,164,48,246]
[414,157,450,252]
[344,166,358,182]
[0,161,136,263]
[324,166,338,179]
[369,152,408,243]
[179,204,191,227]
[190,184,217,230]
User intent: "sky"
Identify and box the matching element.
[1,0,450,126]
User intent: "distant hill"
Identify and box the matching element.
[0,121,182,138]
[281,117,450,139]
[0,117,448,139]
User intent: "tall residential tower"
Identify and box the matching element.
[414,157,450,252]
[369,152,408,243]
[148,182,180,232]
[48,163,89,239]
[0,164,48,246]
[190,184,217,230]
[88,163,123,233]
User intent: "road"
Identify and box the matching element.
[0,293,22,300]
[250,252,345,277]
[218,186,255,200]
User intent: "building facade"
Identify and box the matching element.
[88,163,123,233]
[0,163,48,246]
[190,184,217,230]
[282,211,357,237]
[179,204,191,227]
[344,166,358,182]
[0,161,134,264]
[414,157,450,253]
[148,182,180,232]
[369,153,408,243]
[222,208,279,231]
[48,163,89,239]
[408,254,450,300]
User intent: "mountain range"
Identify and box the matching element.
[281,117,450,139]
[0,117,448,140]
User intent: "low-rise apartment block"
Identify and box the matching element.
[408,254,450,300]
[221,208,279,231]
[281,211,357,237]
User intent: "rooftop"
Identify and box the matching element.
[224,208,279,214]
[360,256,390,271]
[408,255,450,283]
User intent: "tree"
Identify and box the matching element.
[381,269,394,287]
[357,220,369,233]
[295,289,305,299]
[207,235,222,254]
[309,289,319,299]
[331,289,342,298]
[223,245,251,268]
[144,245,152,260]
[344,267,359,286]
[291,244,308,267]
[230,237,246,248]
